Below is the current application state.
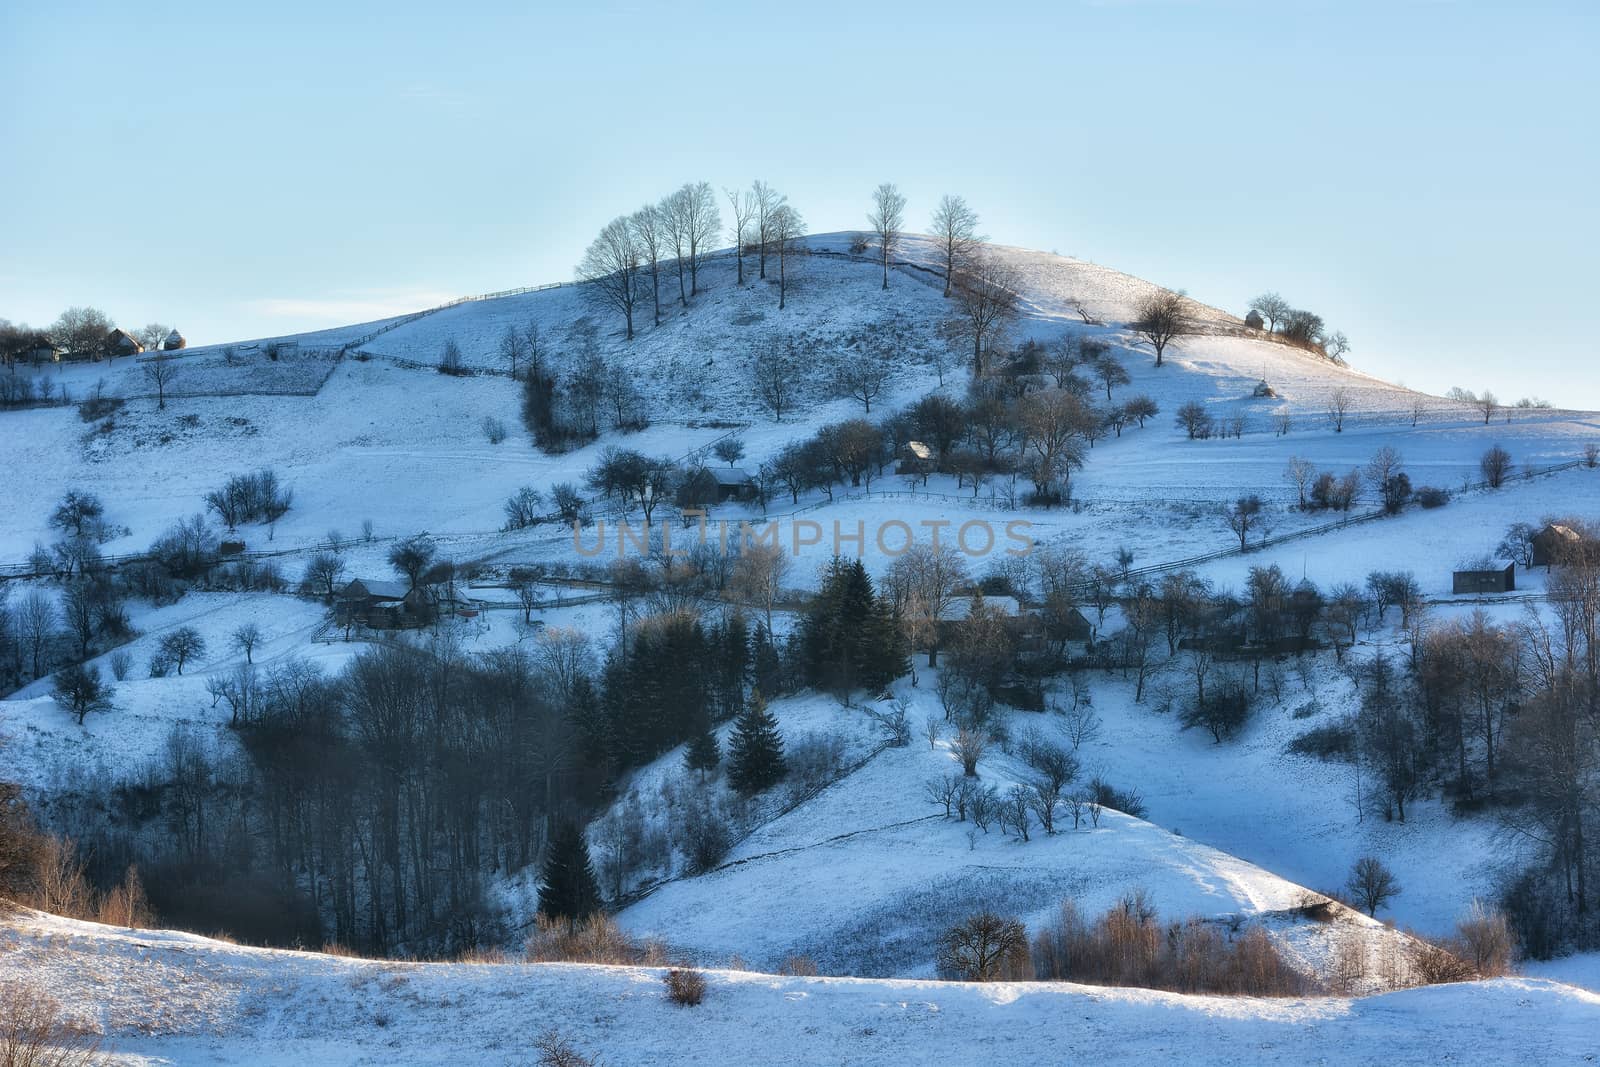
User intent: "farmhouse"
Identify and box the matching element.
[1452,563,1515,595]
[336,577,438,629]
[107,328,144,356]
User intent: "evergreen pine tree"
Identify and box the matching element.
[684,721,721,780]
[728,690,786,795]
[538,820,603,926]
[751,622,783,698]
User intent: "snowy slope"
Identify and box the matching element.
[3,908,1597,1067]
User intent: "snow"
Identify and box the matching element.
[4,234,1599,1055]
[2,909,1597,1066]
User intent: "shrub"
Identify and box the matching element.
[76,394,124,422]
[535,1030,599,1067]
[1480,444,1512,488]
[481,415,507,444]
[1288,720,1356,761]
[1031,895,1308,996]
[1415,486,1450,509]
[664,967,707,1006]
[0,981,102,1067]
[675,798,732,874]
[1452,900,1516,977]
[438,339,467,375]
[1585,442,1599,469]
[778,955,819,976]
[523,913,664,965]
[1086,775,1146,819]
[107,648,133,682]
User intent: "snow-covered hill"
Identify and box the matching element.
[3,907,1596,1066]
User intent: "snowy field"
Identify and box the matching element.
[2,908,1597,1066]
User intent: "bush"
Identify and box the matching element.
[481,415,507,444]
[535,1030,599,1067]
[503,486,545,531]
[523,913,664,966]
[76,394,124,422]
[438,339,468,375]
[0,981,102,1067]
[1415,486,1450,509]
[1031,895,1309,996]
[664,967,707,1006]
[1086,775,1146,819]
[205,469,292,528]
[675,798,732,874]
[1288,720,1356,761]
[107,648,133,682]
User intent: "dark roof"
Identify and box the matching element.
[342,578,411,599]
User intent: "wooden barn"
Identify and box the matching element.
[706,466,758,503]
[1452,563,1515,595]
[106,328,144,357]
[335,578,438,629]
[1532,523,1584,568]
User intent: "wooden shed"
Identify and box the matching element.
[1452,563,1515,595]
[107,328,144,357]
[1531,523,1583,568]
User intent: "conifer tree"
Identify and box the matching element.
[538,820,603,926]
[728,690,786,795]
[751,622,783,698]
[684,721,721,780]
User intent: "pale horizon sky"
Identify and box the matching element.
[2,1,1596,406]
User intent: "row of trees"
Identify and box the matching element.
[1,311,173,369]
[1246,292,1349,362]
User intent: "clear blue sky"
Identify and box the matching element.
[3,0,1596,405]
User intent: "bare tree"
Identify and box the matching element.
[725,187,755,286]
[230,622,262,664]
[49,306,114,360]
[1475,389,1499,425]
[867,182,907,290]
[1223,495,1264,550]
[768,202,806,310]
[576,216,643,340]
[142,353,179,409]
[751,180,780,280]
[1092,353,1130,401]
[1327,387,1352,432]
[833,350,890,412]
[753,339,796,420]
[887,544,969,667]
[732,542,791,633]
[951,252,1020,374]
[136,323,171,351]
[1480,444,1512,488]
[1129,290,1190,367]
[1324,330,1351,363]
[629,203,666,327]
[1285,456,1315,509]
[1249,292,1290,332]
[18,589,57,678]
[930,194,982,298]
[683,180,721,296]
[1410,397,1426,427]
[1346,855,1401,916]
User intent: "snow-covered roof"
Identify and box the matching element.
[707,466,755,486]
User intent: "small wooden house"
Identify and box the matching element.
[336,577,437,629]
[897,440,934,475]
[1452,563,1515,595]
[1531,523,1583,568]
[107,328,144,357]
[162,329,187,351]
[706,466,758,503]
